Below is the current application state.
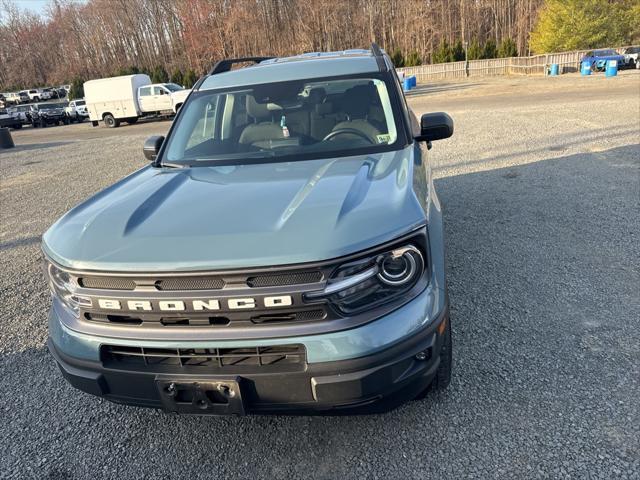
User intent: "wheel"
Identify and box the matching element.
[103,113,120,128]
[39,119,46,128]
[413,316,452,399]
[13,123,22,129]
[63,117,70,125]
[33,97,39,102]
[175,104,182,114]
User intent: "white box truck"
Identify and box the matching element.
[84,74,191,127]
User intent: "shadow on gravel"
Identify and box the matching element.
[0,235,41,251]
[2,141,74,153]
[2,145,639,479]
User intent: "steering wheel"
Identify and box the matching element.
[323,128,375,144]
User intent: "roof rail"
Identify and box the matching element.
[371,43,387,72]
[209,56,274,75]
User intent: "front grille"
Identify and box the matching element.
[155,277,224,291]
[79,276,136,290]
[101,344,306,373]
[247,271,323,287]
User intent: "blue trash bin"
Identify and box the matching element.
[409,75,417,88]
[403,78,411,92]
[581,61,592,76]
[549,64,559,76]
[605,60,618,77]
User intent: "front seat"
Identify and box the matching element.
[239,96,285,147]
[330,84,381,143]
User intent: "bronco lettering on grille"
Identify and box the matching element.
[96,296,293,312]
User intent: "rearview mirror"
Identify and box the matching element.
[143,135,164,161]
[415,112,454,143]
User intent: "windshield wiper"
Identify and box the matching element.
[168,150,277,167]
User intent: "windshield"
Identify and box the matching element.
[38,103,66,110]
[163,75,401,166]
[164,83,184,92]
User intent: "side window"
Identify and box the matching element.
[139,87,151,97]
[185,96,220,149]
[153,86,165,95]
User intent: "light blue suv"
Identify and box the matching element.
[43,45,454,414]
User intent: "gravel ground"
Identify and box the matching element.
[1,72,639,479]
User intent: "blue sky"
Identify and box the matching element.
[14,0,51,15]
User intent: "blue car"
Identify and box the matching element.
[42,45,454,415]
[582,49,625,71]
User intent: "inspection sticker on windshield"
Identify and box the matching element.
[377,134,391,144]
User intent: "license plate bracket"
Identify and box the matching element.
[156,377,245,415]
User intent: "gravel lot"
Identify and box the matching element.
[1,71,639,479]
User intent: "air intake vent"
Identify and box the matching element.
[101,344,306,372]
[247,271,322,287]
[78,277,136,290]
[155,277,225,291]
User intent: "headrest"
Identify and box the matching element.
[246,96,282,120]
[307,87,326,104]
[315,102,333,115]
[342,84,375,118]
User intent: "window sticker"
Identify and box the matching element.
[377,133,391,144]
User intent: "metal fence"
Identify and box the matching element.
[398,46,638,82]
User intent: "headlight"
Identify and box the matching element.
[45,260,91,316]
[306,242,426,315]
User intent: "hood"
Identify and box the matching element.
[43,146,426,272]
[171,89,191,103]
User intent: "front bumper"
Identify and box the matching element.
[48,305,448,414]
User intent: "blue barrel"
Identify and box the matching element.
[549,64,559,76]
[409,75,417,87]
[605,59,618,77]
[403,78,411,92]
[581,61,591,76]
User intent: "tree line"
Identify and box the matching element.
[1,0,638,91]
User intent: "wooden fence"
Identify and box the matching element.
[398,46,637,82]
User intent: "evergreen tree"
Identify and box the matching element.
[467,39,483,60]
[452,40,465,61]
[482,39,497,59]
[170,68,184,86]
[432,40,454,63]
[390,48,405,67]
[404,51,422,67]
[69,77,84,100]
[151,65,169,83]
[183,69,198,88]
[530,0,640,53]
[497,38,518,58]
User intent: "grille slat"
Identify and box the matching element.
[79,277,136,290]
[247,271,322,287]
[102,344,306,372]
[155,277,224,291]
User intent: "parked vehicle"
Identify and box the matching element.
[621,46,640,68]
[43,45,454,415]
[21,89,47,102]
[5,92,28,105]
[56,87,67,98]
[65,99,89,122]
[582,49,625,71]
[0,108,22,129]
[27,102,69,127]
[7,104,32,125]
[84,74,191,127]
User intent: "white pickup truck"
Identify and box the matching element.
[84,74,191,127]
[64,99,89,122]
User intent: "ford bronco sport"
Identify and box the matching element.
[43,45,454,415]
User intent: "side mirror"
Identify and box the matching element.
[415,112,454,143]
[143,135,164,161]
